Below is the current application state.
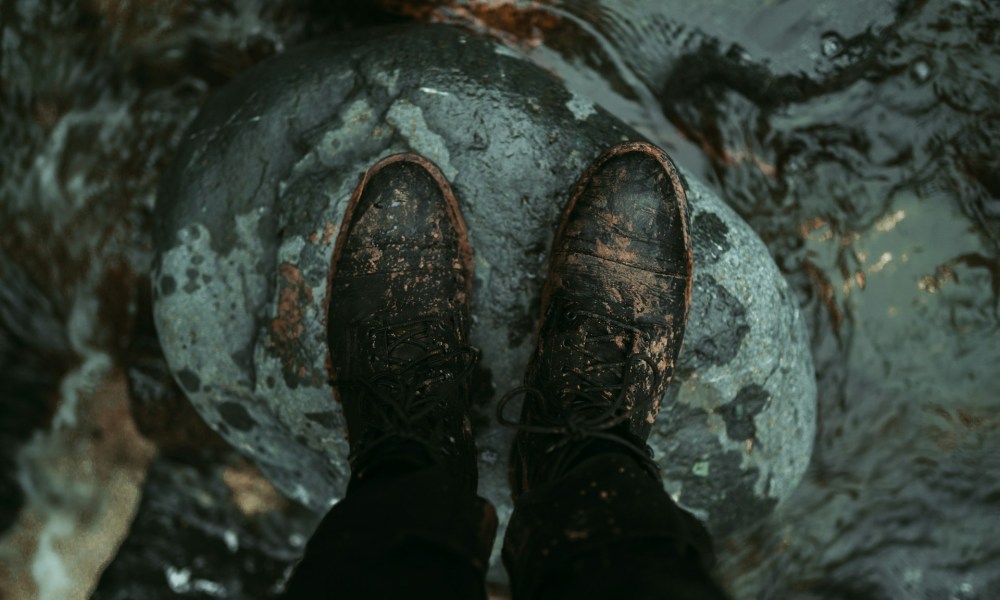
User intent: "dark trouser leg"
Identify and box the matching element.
[283,461,497,599]
[503,453,729,600]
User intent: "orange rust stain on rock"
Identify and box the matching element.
[321,222,337,245]
[270,262,314,377]
[378,0,563,50]
[799,216,830,239]
[222,459,290,516]
[309,223,338,245]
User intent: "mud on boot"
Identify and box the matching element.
[326,153,480,489]
[499,141,693,498]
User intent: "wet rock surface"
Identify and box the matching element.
[0,262,69,534]
[152,23,816,572]
[93,455,317,600]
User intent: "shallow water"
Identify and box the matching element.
[1,0,997,598]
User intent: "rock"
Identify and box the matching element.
[93,455,317,599]
[151,24,816,572]
[0,258,75,536]
[124,276,232,461]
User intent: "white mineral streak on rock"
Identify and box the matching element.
[566,92,597,121]
[31,515,74,600]
[420,87,451,96]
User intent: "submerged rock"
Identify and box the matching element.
[152,24,816,569]
[93,455,317,599]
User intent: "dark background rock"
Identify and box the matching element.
[152,24,816,576]
[93,454,318,600]
[0,259,76,535]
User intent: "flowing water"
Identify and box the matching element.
[1,0,997,597]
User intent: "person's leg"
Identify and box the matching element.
[504,451,726,599]
[284,153,497,598]
[284,454,495,599]
[499,141,728,598]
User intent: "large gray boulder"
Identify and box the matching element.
[152,24,815,568]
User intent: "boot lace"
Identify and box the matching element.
[333,316,479,461]
[497,309,662,476]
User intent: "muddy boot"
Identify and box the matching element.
[327,152,480,489]
[284,153,496,599]
[500,141,726,599]
[500,140,693,494]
